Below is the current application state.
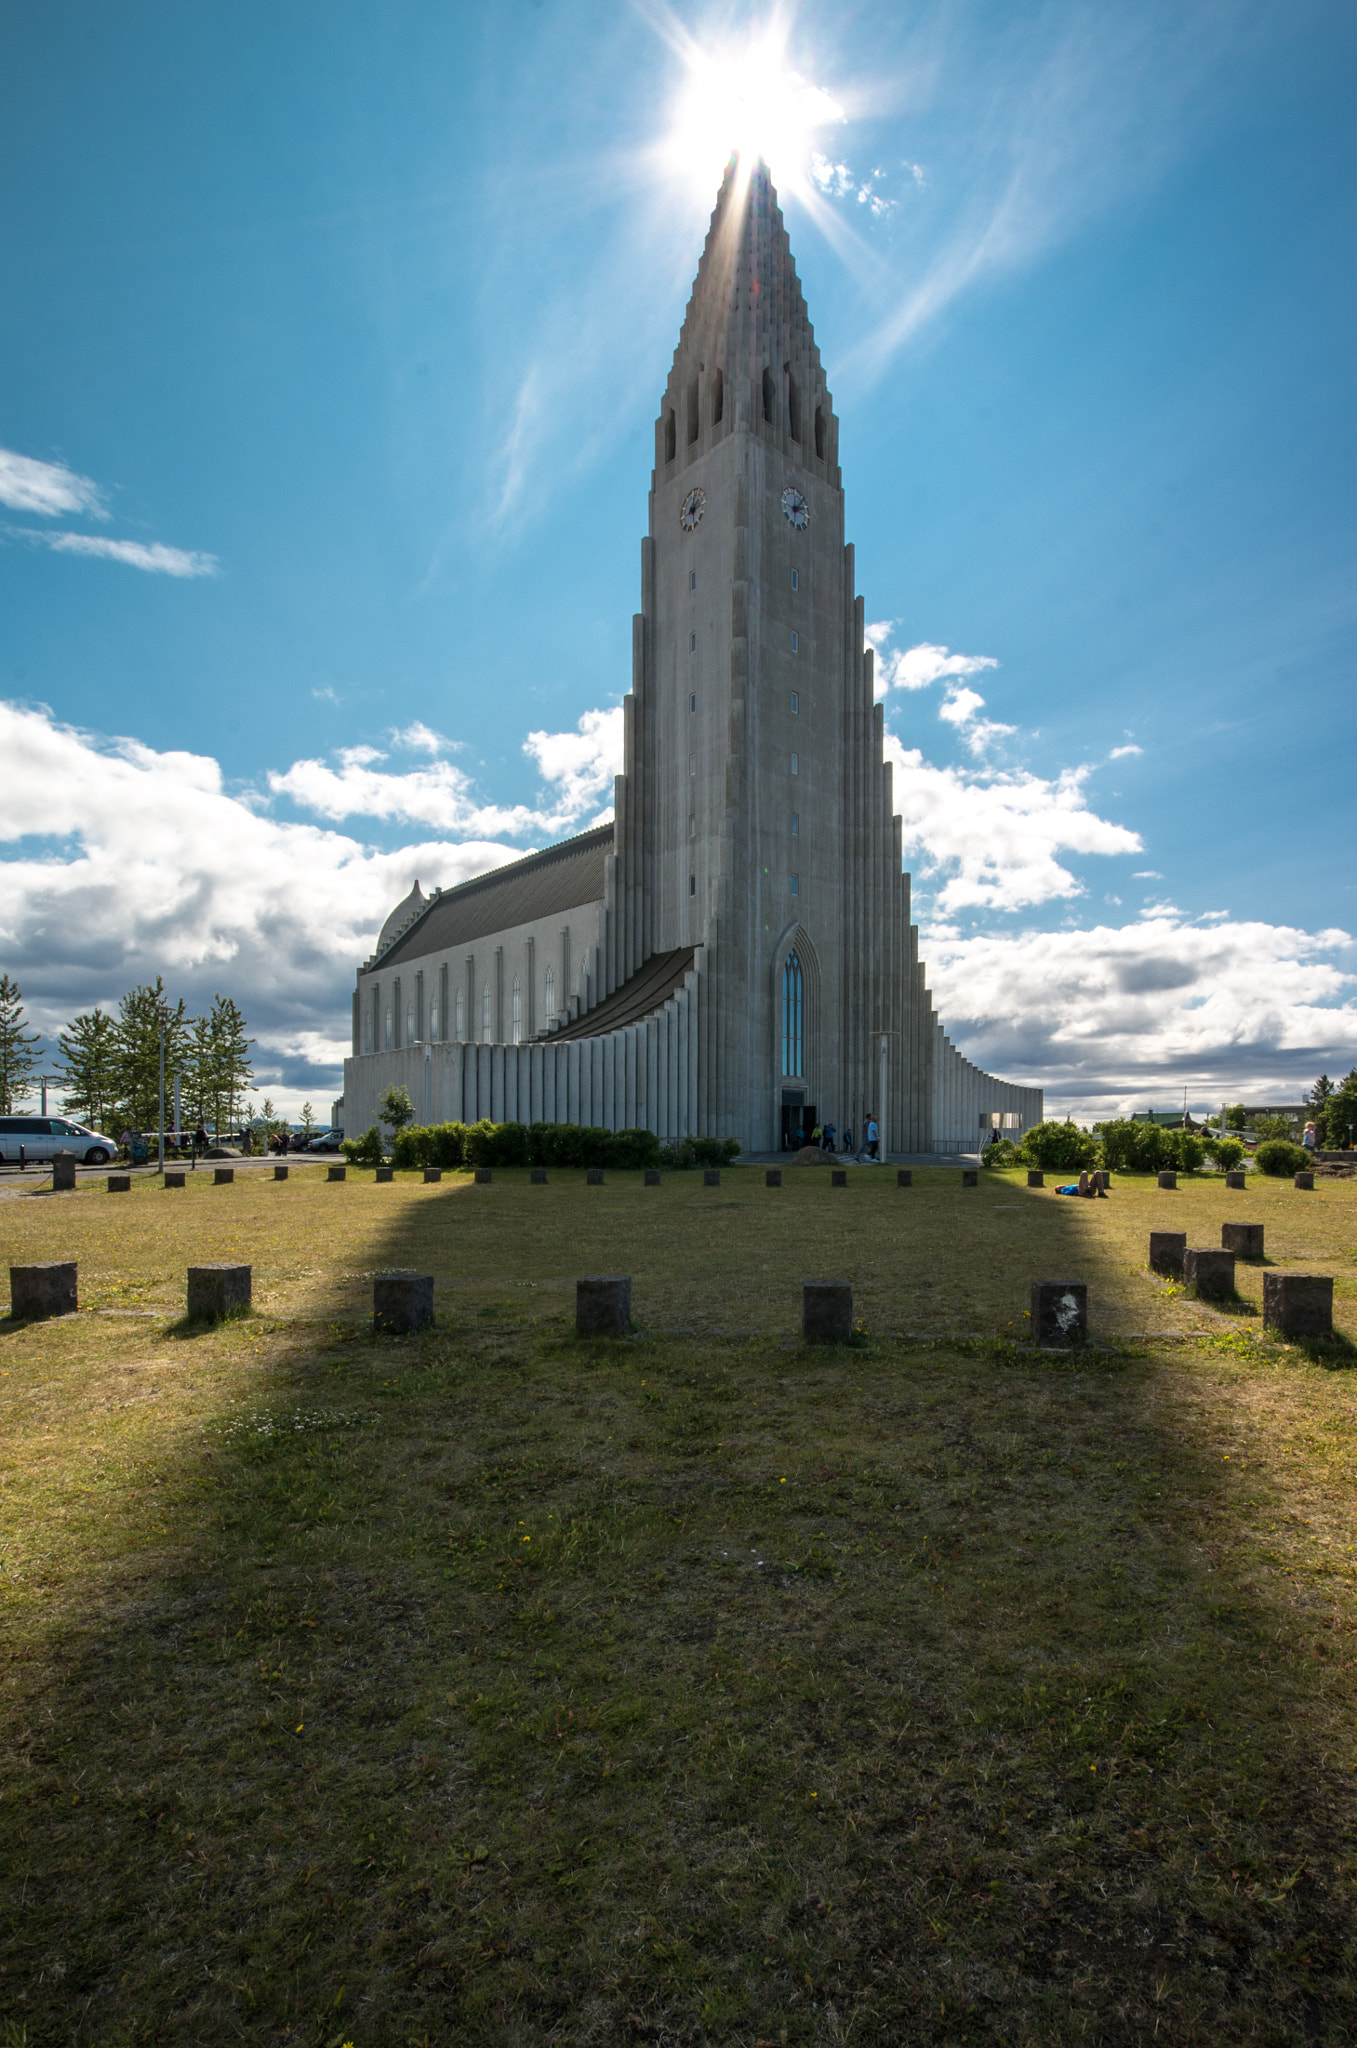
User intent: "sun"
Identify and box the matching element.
[659,21,846,202]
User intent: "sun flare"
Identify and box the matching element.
[661,23,846,200]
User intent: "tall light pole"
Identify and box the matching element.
[157,1023,165,1174]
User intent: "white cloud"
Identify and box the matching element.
[865,626,1000,697]
[4,527,218,577]
[882,731,1141,912]
[311,686,339,704]
[922,913,1357,1118]
[938,686,987,726]
[0,446,108,519]
[522,704,625,828]
[1133,870,1163,879]
[1108,743,1143,759]
[391,720,453,755]
[935,685,1017,756]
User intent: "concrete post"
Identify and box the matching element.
[108,1175,131,1193]
[164,1172,185,1189]
[803,1281,852,1343]
[1157,1171,1177,1189]
[1294,1173,1314,1190]
[375,1167,394,1182]
[1030,1281,1087,1345]
[765,1168,782,1186]
[52,1151,77,1191]
[576,1277,631,1336]
[896,1169,912,1187]
[1224,1171,1246,1190]
[831,1169,847,1186]
[10,1263,78,1319]
[214,1167,234,1185]
[273,1164,289,1181]
[374,1271,435,1335]
[423,1168,443,1183]
[962,1169,978,1187]
[643,1169,661,1187]
[1263,1273,1333,1339]
[327,1165,346,1182]
[530,1168,548,1184]
[475,1168,492,1184]
[1221,1223,1264,1259]
[587,1168,605,1185]
[703,1169,720,1186]
[1027,1170,1044,1187]
[1148,1232,1187,1277]
[186,1264,252,1321]
[1184,1249,1235,1299]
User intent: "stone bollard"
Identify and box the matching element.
[831,1169,847,1187]
[643,1169,661,1187]
[1095,1171,1111,1190]
[214,1167,234,1186]
[108,1175,131,1194]
[803,1280,853,1344]
[1221,1222,1264,1260]
[587,1168,605,1186]
[374,1270,434,1335]
[10,1262,77,1320]
[1027,1170,1044,1188]
[962,1169,978,1187]
[1030,1280,1087,1345]
[1185,1248,1235,1300]
[186,1263,252,1322]
[164,1172,185,1190]
[1158,1171,1177,1190]
[1149,1231,1187,1278]
[423,1168,442,1184]
[375,1167,394,1183]
[765,1168,782,1187]
[327,1165,346,1183]
[576,1276,631,1337]
[1294,1172,1314,1190]
[273,1164,289,1181]
[474,1168,492,1184]
[52,1151,77,1191]
[1224,1171,1246,1190]
[703,1169,721,1187]
[1263,1272,1333,1340]
[530,1168,548,1185]
[897,1168,912,1187]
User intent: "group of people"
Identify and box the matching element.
[118,1123,211,1165]
[785,1116,882,1161]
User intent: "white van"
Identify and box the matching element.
[0,1116,118,1166]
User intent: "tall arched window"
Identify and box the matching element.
[787,372,801,442]
[664,408,676,462]
[782,951,804,1077]
[406,1000,415,1044]
[363,1011,372,1053]
[384,1006,392,1050]
[511,976,522,1044]
[762,365,776,425]
[482,983,492,1042]
[429,994,438,1040]
[814,404,826,459]
[544,965,555,1019]
[454,988,464,1041]
[687,375,699,445]
[711,366,723,425]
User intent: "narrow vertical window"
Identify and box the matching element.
[791,874,799,896]
[791,751,799,775]
[664,408,676,462]
[482,984,491,1042]
[762,365,776,425]
[363,1011,372,1053]
[815,405,826,459]
[689,692,696,713]
[791,812,799,836]
[689,569,696,591]
[712,366,723,424]
[690,753,696,777]
[791,568,799,591]
[689,813,695,839]
[544,965,555,1018]
[406,1000,414,1044]
[788,372,801,442]
[782,951,804,1077]
[429,994,438,1040]
[687,375,699,445]
[454,988,464,1041]
[384,1007,392,1050]
[689,874,696,897]
[791,631,799,653]
[512,976,522,1044]
[689,631,696,652]
[790,691,799,714]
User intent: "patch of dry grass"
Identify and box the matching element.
[2,1167,1356,2043]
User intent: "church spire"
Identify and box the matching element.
[654,155,839,480]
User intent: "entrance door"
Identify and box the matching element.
[782,1103,818,1150]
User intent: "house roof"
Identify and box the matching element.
[367,824,613,971]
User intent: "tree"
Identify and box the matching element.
[1253,1113,1294,1143]
[1319,1069,1357,1149]
[378,1085,415,1136]
[115,979,188,1131]
[299,1102,317,1139]
[1019,1119,1100,1173]
[1225,1103,1248,1132]
[184,996,253,1134]
[1308,1074,1335,1109]
[58,1007,120,1129]
[0,974,42,1113]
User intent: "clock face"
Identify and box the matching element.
[679,487,706,533]
[781,486,810,530]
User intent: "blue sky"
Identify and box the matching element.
[2,0,1355,1118]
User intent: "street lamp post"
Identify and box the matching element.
[158,1024,165,1174]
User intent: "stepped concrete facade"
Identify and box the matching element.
[343,158,1042,1155]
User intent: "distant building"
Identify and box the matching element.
[343,159,1042,1155]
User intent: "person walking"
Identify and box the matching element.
[192,1121,208,1170]
[865,1113,880,1162]
[824,1122,836,1154]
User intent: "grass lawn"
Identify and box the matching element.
[2,1164,1357,2044]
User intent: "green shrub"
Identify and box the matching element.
[341,1125,384,1166]
[1098,1119,1164,1173]
[606,1127,662,1170]
[390,1122,468,1170]
[982,1138,1020,1167]
[1161,1130,1204,1173]
[463,1119,530,1168]
[1019,1120,1100,1173]
[1252,1114,1294,1144]
[657,1135,742,1170]
[1255,1139,1312,1178]
[1203,1137,1244,1172]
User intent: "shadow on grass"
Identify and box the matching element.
[3,1180,1357,2045]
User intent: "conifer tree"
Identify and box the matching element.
[199,996,253,1133]
[115,980,189,1131]
[58,1007,120,1129]
[0,974,42,1113]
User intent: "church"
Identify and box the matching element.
[342,159,1042,1156]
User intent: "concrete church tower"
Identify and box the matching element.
[342,160,1041,1154]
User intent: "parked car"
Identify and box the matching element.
[0,1115,118,1166]
[307,1128,345,1152]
